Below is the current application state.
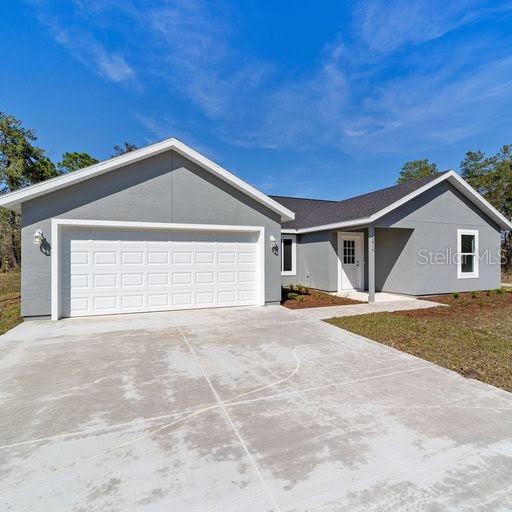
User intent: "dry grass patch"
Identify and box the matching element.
[0,272,21,335]
[327,290,512,392]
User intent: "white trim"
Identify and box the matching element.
[284,217,371,234]
[281,171,512,233]
[0,138,295,222]
[337,232,365,292]
[51,220,60,321]
[51,219,266,320]
[281,234,297,276]
[457,228,479,279]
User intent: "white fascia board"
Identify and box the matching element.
[444,171,512,230]
[281,170,512,234]
[368,171,451,223]
[369,170,512,230]
[281,217,371,234]
[0,138,179,212]
[170,140,294,222]
[51,218,266,232]
[0,138,295,222]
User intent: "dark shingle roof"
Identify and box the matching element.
[271,172,447,230]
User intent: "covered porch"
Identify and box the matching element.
[335,225,416,303]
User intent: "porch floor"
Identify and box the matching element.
[332,291,416,303]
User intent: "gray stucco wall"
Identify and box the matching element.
[375,181,501,294]
[374,228,415,294]
[21,150,282,317]
[281,231,339,291]
[282,181,501,295]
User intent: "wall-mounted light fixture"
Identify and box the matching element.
[269,234,279,255]
[33,229,44,247]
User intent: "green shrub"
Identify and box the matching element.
[288,292,300,300]
[452,292,460,299]
[296,295,306,302]
[471,291,478,298]
[496,288,503,295]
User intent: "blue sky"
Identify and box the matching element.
[2,0,512,199]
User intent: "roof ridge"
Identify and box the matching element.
[272,172,449,206]
[269,194,339,203]
[334,171,449,205]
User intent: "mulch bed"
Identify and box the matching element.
[409,289,512,318]
[281,286,364,309]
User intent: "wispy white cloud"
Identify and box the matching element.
[29,0,512,158]
[144,0,272,121]
[354,0,512,54]
[34,3,136,84]
[136,113,220,159]
[224,41,348,149]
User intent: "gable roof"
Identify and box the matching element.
[272,171,512,232]
[0,138,295,222]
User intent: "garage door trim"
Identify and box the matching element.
[51,219,265,320]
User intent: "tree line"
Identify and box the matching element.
[0,112,137,270]
[397,153,512,270]
[1,111,511,272]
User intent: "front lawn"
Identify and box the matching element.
[0,272,22,335]
[326,290,512,392]
[282,286,364,309]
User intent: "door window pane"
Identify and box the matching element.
[343,240,355,264]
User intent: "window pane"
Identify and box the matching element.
[282,239,292,272]
[461,234,475,253]
[461,254,474,273]
[343,240,355,264]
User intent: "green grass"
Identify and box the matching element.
[0,272,22,335]
[326,292,512,392]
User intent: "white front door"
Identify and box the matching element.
[338,233,364,291]
[61,227,260,317]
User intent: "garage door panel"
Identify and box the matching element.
[61,227,260,317]
[172,251,192,264]
[121,273,144,287]
[121,295,144,309]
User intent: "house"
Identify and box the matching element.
[272,173,511,299]
[0,138,509,320]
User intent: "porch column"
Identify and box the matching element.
[368,225,375,303]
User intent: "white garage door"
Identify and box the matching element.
[61,227,260,317]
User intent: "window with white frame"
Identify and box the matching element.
[281,235,296,275]
[457,229,479,278]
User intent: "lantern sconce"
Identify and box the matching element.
[269,235,277,248]
[33,229,44,247]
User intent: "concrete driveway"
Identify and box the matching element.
[1,306,511,511]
